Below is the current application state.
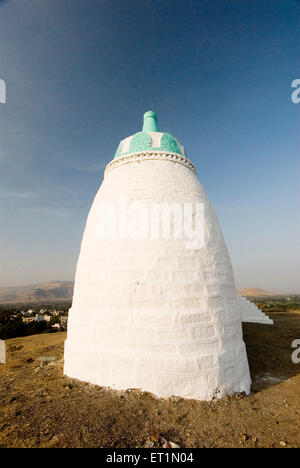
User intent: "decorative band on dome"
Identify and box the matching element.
[105,151,196,176]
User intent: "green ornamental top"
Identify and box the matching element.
[114,111,186,159]
[142,111,159,132]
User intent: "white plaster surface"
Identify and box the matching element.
[64,153,251,401]
[0,340,6,364]
[238,295,273,324]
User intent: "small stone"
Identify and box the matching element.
[169,441,180,448]
[160,436,168,445]
[280,441,287,447]
[145,439,154,448]
[241,434,248,442]
[63,383,73,390]
[39,356,56,366]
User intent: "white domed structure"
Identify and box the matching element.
[64,111,251,401]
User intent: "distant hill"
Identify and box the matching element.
[0,282,284,303]
[0,281,74,304]
[238,287,277,297]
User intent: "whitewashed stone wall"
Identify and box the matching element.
[0,340,6,364]
[64,153,251,401]
[238,295,273,324]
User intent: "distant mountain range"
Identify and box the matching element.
[238,287,277,297]
[0,281,74,304]
[0,282,282,304]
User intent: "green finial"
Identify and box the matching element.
[142,110,158,132]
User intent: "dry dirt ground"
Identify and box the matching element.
[0,310,299,448]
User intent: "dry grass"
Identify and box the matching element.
[0,311,299,448]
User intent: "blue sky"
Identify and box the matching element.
[0,0,299,291]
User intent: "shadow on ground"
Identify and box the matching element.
[243,311,300,391]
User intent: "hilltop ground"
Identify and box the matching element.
[0,310,299,448]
